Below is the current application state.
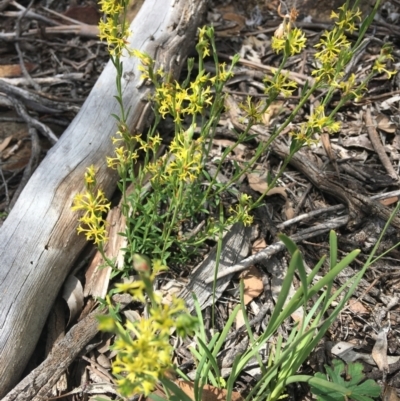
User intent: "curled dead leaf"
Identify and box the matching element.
[62,275,84,325]
[241,265,264,306]
[178,381,244,401]
[372,328,389,372]
[376,113,396,134]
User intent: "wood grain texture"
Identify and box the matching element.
[2,294,132,401]
[179,223,252,311]
[0,0,208,395]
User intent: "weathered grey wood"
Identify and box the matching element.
[0,0,208,396]
[179,223,252,312]
[2,294,132,401]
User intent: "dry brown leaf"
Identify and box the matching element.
[235,310,246,328]
[376,113,396,134]
[320,132,335,163]
[213,139,246,159]
[62,275,84,325]
[178,381,244,401]
[149,381,244,401]
[283,201,295,220]
[380,197,399,206]
[248,173,294,221]
[219,12,246,36]
[0,134,31,172]
[0,63,36,78]
[247,173,287,198]
[348,300,369,314]
[0,136,13,153]
[262,101,284,126]
[372,328,389,372]
[213,139,236,148]
[383,384,400,401]
[64,5,101,25]
[252,237,266,253]
[242,265,263,305]
[236,266,264,328]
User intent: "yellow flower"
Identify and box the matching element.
[238,96,264,123]
[77,219,108,244]
[331,5,362,34]
[264,71,298,98]
[306,105,341,134]
[314,29,350,64]
[373,44,396,78]
[72,166,110,245]
[115,280,147,302]
[290,127,317,147]
[98,0,123,14]
[272,27,306,55]
[111,316,173,396]
[84,164,96,186]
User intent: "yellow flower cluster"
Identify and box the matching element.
[146,125,203,183]
[98,0,130,57]
[332,73,367,101]
[106,125,163,172]
[263,70,298,99]
[373,43,396,79]
[111,317,172,396]
[291,104,341,146]
[196,26,211,59]
[312,6,360,83]
[131,49,156,80]
[72,165,111,245]
[238,96,264,124]
[314,29,351,65]
[272,27,307,56]
[154,75,213,123]
[107,146,139,170]
[99,258,197,396]
[228,193,254,227]
[330,4,362,34]
[307,105,341,133]
[210,61,236,85]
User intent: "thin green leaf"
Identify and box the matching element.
[149,393,168,401]
[278,233,298,256]
[196,336,221,385]
[211,304,241,358]
[266,249,299,333]
[192,294,207,343]
[159,379,194,401]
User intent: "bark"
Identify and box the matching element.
[0,0,208,396]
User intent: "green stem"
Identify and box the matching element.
[160,180,184,259]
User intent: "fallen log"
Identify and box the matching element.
[0,0,208,396]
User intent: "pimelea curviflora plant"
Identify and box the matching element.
[97,255,197,396]
[71,0,395,398]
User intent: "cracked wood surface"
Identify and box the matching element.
[2,294,131,401]
[179,222,252,312]
[0,0,208,396]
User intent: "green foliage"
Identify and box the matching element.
[228,231,364,401]
[73,0,394,271]
[119,39,256,267]
[310,359,381,401]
